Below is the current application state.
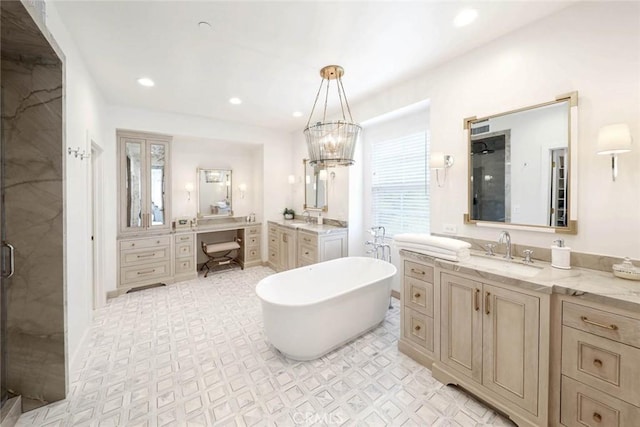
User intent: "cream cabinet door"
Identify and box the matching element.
[440,273,483,383]
[278,228,296,271]
[482,283,540,416]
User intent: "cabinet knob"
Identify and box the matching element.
[414,325,421,331]
[592,412,602,423]
[593,359,603,368]
[414,293,421,299]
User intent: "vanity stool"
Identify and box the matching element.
[200,240,242,277]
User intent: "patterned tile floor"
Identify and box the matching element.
[17,266,514,426]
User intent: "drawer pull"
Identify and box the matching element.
[304,237,311,242]
[156,240,160,244]
[304,251,309,255]
[411,268,425,275]
[593,359,603,368]
[414,292,421,299]
[414,325,421,332]
[593,412,602,423]
[474,288,480,311]
[137,269,156,275]
[580,316,618,331]
[137,253,156,258]
[180,237,189,241]
[485,292,491,315]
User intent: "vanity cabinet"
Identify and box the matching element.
[117,130,172,235]
[174,232,196,281]
[267,222,348,272]
[297,229,348,268]
[559,300,640,426]
[398,259,436,367]
[438,273,540,416]
[237,225,262,269]
[119,235,172,288]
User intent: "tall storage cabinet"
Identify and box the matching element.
[118,130,172,235]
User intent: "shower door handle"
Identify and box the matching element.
[2,242,15,278]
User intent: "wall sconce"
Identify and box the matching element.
[597,123,632,181]
[318,169,328,181]
[185,182,194,201]
[430,151,454,187]
[288,175,296,185]
[238,183,247,199]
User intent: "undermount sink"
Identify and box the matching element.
[469,255,543,278]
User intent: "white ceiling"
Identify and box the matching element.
[53,1,573,132]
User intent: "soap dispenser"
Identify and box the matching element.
[551,239,571,269]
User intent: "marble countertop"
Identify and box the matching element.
[268,219,347,235]
[401,249,640,312]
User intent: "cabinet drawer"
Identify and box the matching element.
[562,326,640,406]
[245,236,260,247]
[246,226,260,235]
[268,234,278,248]
[121,261,170,285]
[404,261,434,283]
[563,302,640,348]
[403,307,433,352]
[404,277,433,316]
[561,376,639,427]
[175,242,193,258]
[298,232,317,247]
[120,236,171,250]
[121,246,170,266]
[174,233,194,244]
[175,258,194,275]
[298,244,317,265]
[268,225,278,235]
[246,248,261,261]
[268,248,279,265]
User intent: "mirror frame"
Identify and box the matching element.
[196,168,233,218]
[463,91,578,234]
[303,159,328,212]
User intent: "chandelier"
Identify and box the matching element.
[303,65,361,167]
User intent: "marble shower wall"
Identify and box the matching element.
[1,0,65,411]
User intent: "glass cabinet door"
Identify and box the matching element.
[118,131,171,235]
[148,141,167,228]
[123,138,146,230]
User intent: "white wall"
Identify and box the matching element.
[45,1,110,369]
[345,1,640,258]
[171,136,262,220]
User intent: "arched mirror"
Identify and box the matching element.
[464,92,578,234]
[303,159,328,212]
[197,168,233,218]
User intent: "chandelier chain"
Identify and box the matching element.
[305,78,325,128]
[336,76,346,121]
[338,77,354,122]
[323,77,330,123]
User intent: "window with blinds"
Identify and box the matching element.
[371,132,429,237]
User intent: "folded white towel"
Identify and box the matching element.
[393,234,471,251]
[394,241,470,262]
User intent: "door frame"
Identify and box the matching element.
[90,138,104,309]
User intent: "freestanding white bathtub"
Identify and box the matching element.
[255,256,397,360]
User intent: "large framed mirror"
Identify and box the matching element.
[464,92,578,234]
[197,168,233,218]
[303,159,328,212]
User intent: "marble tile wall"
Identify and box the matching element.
[1,0,65,411]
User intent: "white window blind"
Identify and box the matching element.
[371,132,429,237]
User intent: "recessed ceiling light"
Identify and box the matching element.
[292,111,303,118]
[453,8,478,27]
[137,77,155,87]
[229,97,242,105]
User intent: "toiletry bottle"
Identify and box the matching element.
[551,239,571,269]
[317,213,323,225]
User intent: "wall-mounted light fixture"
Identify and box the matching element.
[288,175,296,185]
[318,169,328,181]
[430,152,454,187]
[238,183,247,199]
[597,123,632,182]
[185,182,194,201]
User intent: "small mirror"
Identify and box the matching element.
[465,92,577,233]
[303,159,328,212]
[197,168,233,218]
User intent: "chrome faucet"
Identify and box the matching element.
[498,231,513,260]
[302,210,311,224]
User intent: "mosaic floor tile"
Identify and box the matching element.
[16,266,514,426]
